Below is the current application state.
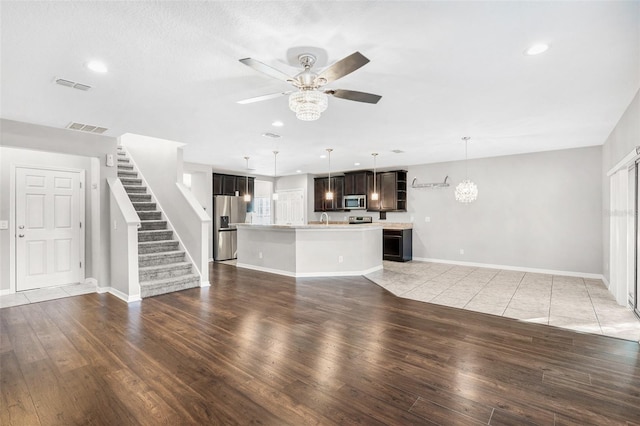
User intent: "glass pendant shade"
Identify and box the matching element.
[244,193,251,202]
[325,191,333,200]
[289,90,328,121]
[454,179,478,203]
[272,193,279,201]
[371,192,379,201]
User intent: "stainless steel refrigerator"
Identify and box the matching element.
[213,195,247,261]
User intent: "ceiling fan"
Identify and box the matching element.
[237,51,382,121]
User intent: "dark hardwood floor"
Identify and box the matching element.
[1,263,639,425]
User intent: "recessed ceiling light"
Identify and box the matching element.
[86,60,108,73]
[354,162,360,166]
[296,170,302,173]
[320,155,326,159]
[272,120,284,127]
[525,43,549,56]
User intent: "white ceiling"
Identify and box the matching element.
[1,1,638,176]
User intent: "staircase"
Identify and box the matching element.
[117,148,200,298]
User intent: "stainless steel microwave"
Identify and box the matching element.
[344,195,367,210]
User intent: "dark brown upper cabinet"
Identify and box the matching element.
[213,173,255,211]
[344,171,372,195]
[313,176,345,212]
[368,170,407,212]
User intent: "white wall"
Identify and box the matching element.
[0,119,117,292]
[394,146,603,275]
[602,90,640,282]
[184,162,214,260]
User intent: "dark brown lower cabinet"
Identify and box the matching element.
[383,229,412,262]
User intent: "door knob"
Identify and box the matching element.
[18,234,24,238]
[18,225,24,229]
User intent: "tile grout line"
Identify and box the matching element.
[501,272,527,317]
[583,277,605,335]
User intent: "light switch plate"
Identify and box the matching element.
[0,220,8,230]
[106,154,115,167]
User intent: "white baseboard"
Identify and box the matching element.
[0,289,14,296]
[97,286,141,303]
[200,280,211,287]
[412,257,604,280]
[236,263,383,278]
[84,277,98,286]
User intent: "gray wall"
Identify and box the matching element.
[384,146,603,274]
[602,90,640,282]
[0,119,118,291]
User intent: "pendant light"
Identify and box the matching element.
[371,152,379,201]
[243,156,251,202]
[272,151,279,201]
[454,137,478,203]
[325,148,334,201]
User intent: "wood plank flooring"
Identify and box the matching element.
[1,262,639,425]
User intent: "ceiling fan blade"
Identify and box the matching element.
[326,89,382,104]
[239,58,295,83]
[237,91,292,104]
[317,51,370,84]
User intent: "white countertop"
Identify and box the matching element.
[235,223,383,230]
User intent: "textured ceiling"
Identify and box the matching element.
[1,1,639,176]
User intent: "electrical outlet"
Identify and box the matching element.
[113,220,117,230]
[0,220,7,230]
[460,249,464,255]
[338,255,343,263]
[259,251,263,259]
[425,217,431,222]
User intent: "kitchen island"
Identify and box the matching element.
[235,223,383,277]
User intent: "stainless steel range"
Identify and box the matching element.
[348,215,373,224]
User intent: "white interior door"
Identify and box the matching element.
[16,167,83,291]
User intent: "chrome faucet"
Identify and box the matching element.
[320,212,329,226]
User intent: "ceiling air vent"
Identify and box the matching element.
[66,122,108,134]
[391,149,405,154]
[55,78,92,91]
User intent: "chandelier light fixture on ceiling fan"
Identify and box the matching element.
[454,137,478,203]
[238,51,382,121]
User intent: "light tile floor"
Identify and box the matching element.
[0,282,97,309]
[366,261,640,342]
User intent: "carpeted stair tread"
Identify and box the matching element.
[138,230,173,242]
[124,185,147,193]
[139,274,200,298]
[128,193,152,202]
[133,202,157,211]
[139,262,192,281]
[136,211,162,220]
[138,251,185,267]
[139,220,168,230]
[138,240,179,254]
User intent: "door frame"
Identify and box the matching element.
[10,164,86,293]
